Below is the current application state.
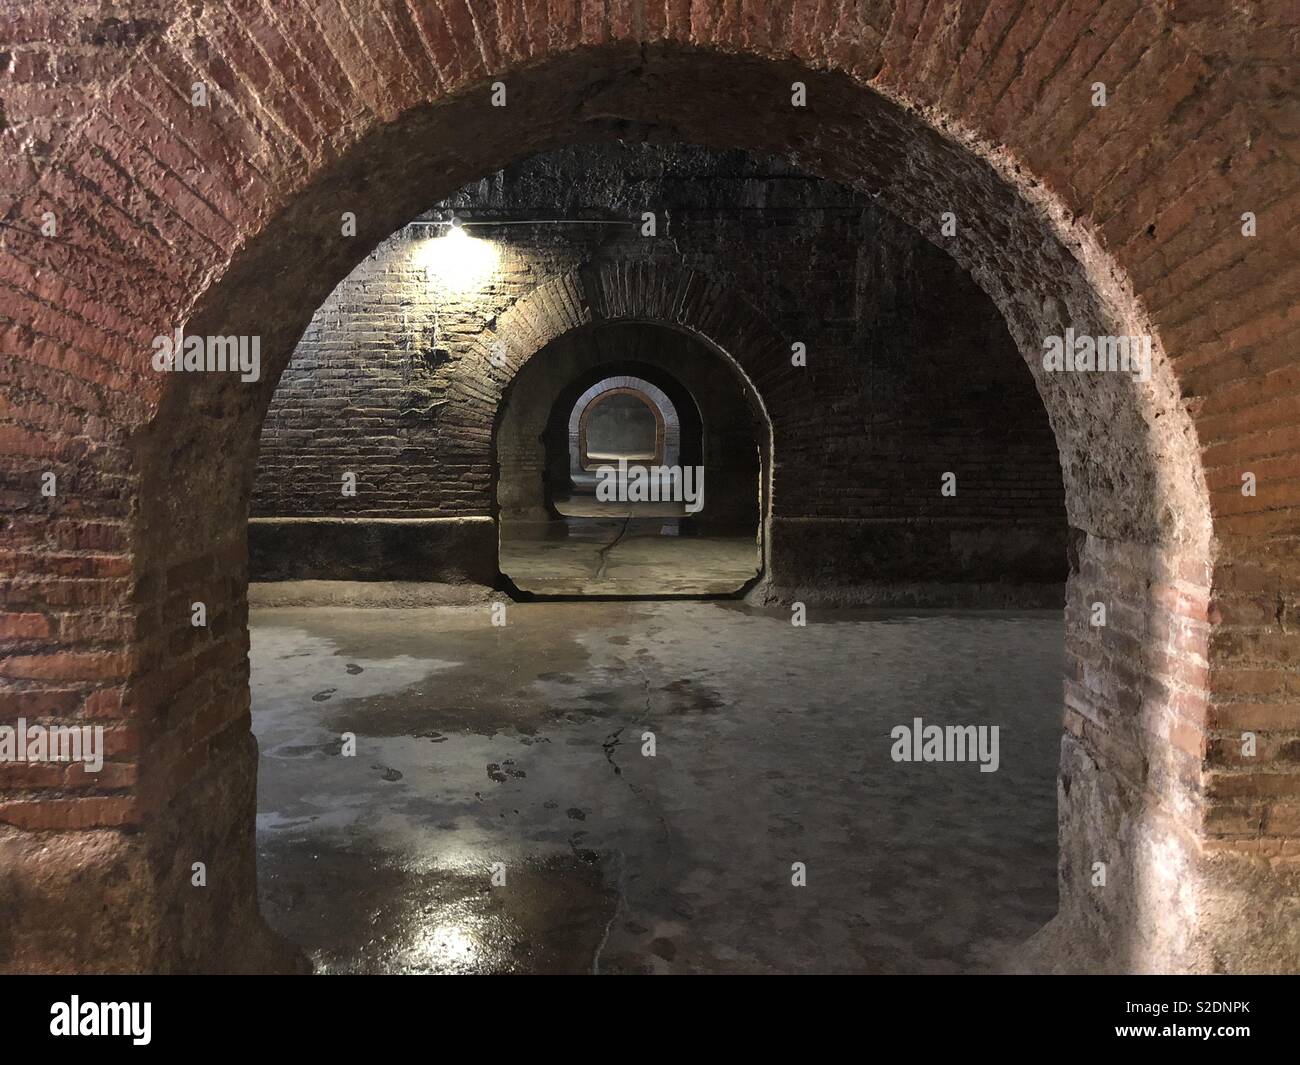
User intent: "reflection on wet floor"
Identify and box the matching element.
[251,601,1062,974]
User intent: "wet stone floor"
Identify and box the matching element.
[250,601,1063,974]
[499,516,760,596]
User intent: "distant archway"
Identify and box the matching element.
[572,378,677,473]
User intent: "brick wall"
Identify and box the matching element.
[1,0,1292,973]
[250,144,1067,591]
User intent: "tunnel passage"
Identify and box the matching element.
[1,3,1293,976]
[234,143,1071,968]
[248,144,1064,603]
[495,325,767,596]
[234,142,1071,970]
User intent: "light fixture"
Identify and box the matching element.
[414,215,498,293]
[407,215,639,294]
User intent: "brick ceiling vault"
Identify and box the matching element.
[0,1,1295,973]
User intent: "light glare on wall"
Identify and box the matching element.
[417,220,499,293]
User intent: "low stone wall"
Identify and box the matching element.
[248,517,497,584]
[766,516,1068,601]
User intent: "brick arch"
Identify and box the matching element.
[570,379,679,472]
[487,263,778,566]
[0,2,1294,972]
[487,261,793,397]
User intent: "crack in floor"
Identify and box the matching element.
[601,726,625,774]
[595,655,678,971]
[593,515,634,580]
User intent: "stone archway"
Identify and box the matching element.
[491,314,770,597]
[572,379,677,473]
[1,2,1295,973]
[487,266,778,581]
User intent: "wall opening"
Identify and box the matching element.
[494,324,768,597]
[7,15,1274,976]
[238,142,1071,972]
[576,383,668,470]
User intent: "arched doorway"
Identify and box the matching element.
[575,381,672,471]
[494,322,769,597]
[2,7,1291,974]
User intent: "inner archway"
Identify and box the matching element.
[576,382,670,471]
[495,321,768,597]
